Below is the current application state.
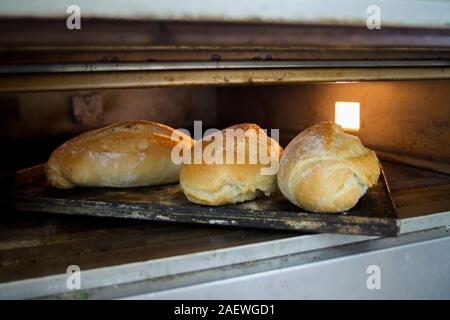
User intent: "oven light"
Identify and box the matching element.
[335,101,360,131]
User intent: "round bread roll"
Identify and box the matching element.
[277,121,380,213]
[46,120,194,189]
[180,123,283,206]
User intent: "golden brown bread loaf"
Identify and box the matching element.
[180,123,283,206]
[277,121,380,213]
[46,120,194,189]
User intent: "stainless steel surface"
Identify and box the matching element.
[0,233,374,299]
[1,210,449,299]
[2,67,450,92]
[128,227,450,300]
[2,60,450,74]
[400,211,450,234]
[1,0,449,29]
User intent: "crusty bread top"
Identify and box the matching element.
[185,123,283,166]
[54,120,191,153]
[46,120,194,188]
[283,121,369,161]
[180,123,283,205]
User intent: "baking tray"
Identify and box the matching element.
[3,164,399,236]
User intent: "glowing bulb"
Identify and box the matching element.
[335,101,360,131]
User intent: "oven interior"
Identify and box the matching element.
[2,80,449,170]
[1,81,449,286]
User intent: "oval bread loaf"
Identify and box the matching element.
[180,123,283,206]
[46,120,194,189]
[277,121,380,213]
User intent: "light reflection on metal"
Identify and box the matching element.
[0,67,450,92]
[1,60,450,74]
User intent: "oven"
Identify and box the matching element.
[0,1,449,300]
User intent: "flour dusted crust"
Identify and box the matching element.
[277,121,380,213]
[180,123,283,206]
[46,120,194,189]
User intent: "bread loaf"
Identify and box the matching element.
[180,123,283,206]
[277,121,380,213]
[46,120,194,189]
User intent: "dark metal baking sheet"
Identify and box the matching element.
[4,164,399,236]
